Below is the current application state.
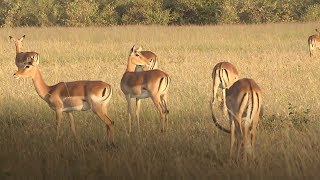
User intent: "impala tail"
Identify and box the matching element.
[159,76,170,114]
[149,56,158,70]
[219,65,228,89]
[101,85,113,103]
[308,36,315,57]
[211,105,231,133]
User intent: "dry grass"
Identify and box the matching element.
[1,23,320,179]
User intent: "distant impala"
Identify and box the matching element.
[13,58,114,146]
[9,35,40,68]
[308,29,320,57]
[211,62,239,115]
[121,45,170,134]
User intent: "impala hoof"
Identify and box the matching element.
[107,143,116,149]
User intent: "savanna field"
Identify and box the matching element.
[1,23,320,179]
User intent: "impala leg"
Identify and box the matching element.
[229,120,235,162]
[235,121,242,163]
[151,95,165,132]
[126,95,132,134]
[251,111,260,159]
[67,112,79,143]
[309,45,314,57]
[92,102,115,146]
[135,98,141,132]
[55,109,63,142]
[160,93,169,131]
[243,120,251,164]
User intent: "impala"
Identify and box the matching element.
[211,62,239,114]
[13,58,114,146]
[308,29,320,57]
[135,48,158,72]
[9,35,40,68]
[212,78,262,162]
[121,45,170,134]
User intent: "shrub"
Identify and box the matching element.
[167,0,218,25]
[94,2,119,25]
[302,4,320,22]
[121,0,172,25]
[63,0,98,27]
[215,0,239,24]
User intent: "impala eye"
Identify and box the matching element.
[25,65,30,68]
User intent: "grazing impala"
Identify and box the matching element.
[211,78,262,162]
[13,58,114,146]
[121,45,170,134]
[211,62,239,114]
[9,35,40,68]
[308,29,320,57]
[135,48,158,72]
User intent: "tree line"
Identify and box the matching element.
[0,0,319,27]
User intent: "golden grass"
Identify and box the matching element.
[1,23,320,179]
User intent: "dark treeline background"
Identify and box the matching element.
[0,0,320,27]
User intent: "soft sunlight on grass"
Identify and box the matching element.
[0,23,320,179]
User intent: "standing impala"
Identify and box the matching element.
[308,29,320,57]
[121,45,170,134]
[13,58,114,146]
[135,48,158,72]
[212,78,262,162]
[9,35,40,68]
[211,62,239,115]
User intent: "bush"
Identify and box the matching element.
[302,4,320,22]
[0,0,319,26]
[167,0,218,25]
[215,0,239,24]
[63,0,98,27]
[121,0,172,25]
[94,2,119,25]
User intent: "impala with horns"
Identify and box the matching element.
[211,78,262,162]
[9,35,40,68]
[308,29,320,57]
[134,46,158,72]
[211,62,239,115]
[13,58,114,146]
[121,45,170,134]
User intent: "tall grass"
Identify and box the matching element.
[0,23,320,179]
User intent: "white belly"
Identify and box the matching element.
[63,102,91,112]
[60,97,91,112]
[131,90,150,99]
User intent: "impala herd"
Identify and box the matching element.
[9,30,319,163]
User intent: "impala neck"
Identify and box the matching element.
[15,43,22,53]
[126,60,137,72]
[32,67,50,99]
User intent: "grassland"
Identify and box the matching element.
[1,23,320,179]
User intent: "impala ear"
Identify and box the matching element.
[31,55,40,66]
[130,45,135,54]
[9,36,15,41]
[135,46,142,52]
[19,35,25,41]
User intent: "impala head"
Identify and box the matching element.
[13,58,39,79]
[9,35,26,53]
[128,45,150,66]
